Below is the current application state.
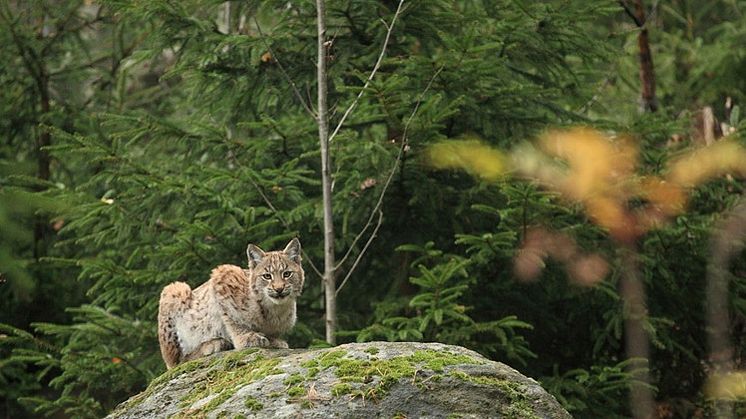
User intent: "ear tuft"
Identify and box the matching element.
[246,244,266,269]
[283,238,301,264]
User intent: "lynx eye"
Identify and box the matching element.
[282,271,292,278]
[262,273,272,281]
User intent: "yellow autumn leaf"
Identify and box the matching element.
[638,177,686,216]
[427,139,508,181]
[668,140,746,187]
[706,372,746,400]
[539,127,637,200]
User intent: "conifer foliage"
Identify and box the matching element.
[1,1,745,418]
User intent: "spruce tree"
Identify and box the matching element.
[1,1,743,418]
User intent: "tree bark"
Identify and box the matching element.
[706,201,745,419]
[620,247,654,419]
[624,0,658,112]
[316,0,337,345]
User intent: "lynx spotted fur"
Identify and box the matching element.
[157,238,304,369]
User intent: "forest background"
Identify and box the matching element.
[1,0,745,418]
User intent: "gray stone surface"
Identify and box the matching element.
[108,342,570,419]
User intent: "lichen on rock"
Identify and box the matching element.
[108,342,570,419]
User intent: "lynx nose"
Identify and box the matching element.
[272,284,286,293]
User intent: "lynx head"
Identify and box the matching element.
[246,238,304,304]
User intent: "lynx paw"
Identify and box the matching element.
[183,338,232,362]
[269,338,289,349]
[235,332,270,349]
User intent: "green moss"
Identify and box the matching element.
[301,358,319,369]
[313,348,481,401]
[234,415,247,419]
[408,350,478,372]
[305,366,320,378]
[448,371,539,419]
[110,355,216,415]
[200,390,235,413]
[244,396,264,411]
[364,346,380,355]
[268,391,283,399]
[318,349,347,368]
[300,400,314,409]
[331,383,353,396]
[286,385,306,398]
[176,351,282,416]
[283,373,304,386]
[150,357,210,389]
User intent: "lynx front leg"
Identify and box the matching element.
[158,282,192,369]
[182,338,232,362]
[219,312,270,348]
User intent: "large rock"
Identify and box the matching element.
[108,342,569,418]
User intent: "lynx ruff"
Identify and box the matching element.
[157,238,304,369]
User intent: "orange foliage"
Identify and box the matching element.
[516,127,746,242]
[426,127,746,284]
[514,228,609,286]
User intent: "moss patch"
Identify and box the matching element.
[318,349,347,368]
[110,354,216,415]
[449,371,539,419]
[283,372,304,386]
[287,385,306,398]
[331,383,353,396]
[408,350,478,372]
[244,396,264,412]
[364,346,380,355]
[318,348,481,401]
[305,366,320,378]
[174,349,281,417]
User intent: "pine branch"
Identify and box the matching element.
[245,174,324,280]
[335,64,444,293]
[41,4,104,56]
[0,3,43,84]
[252,16,316,118]
[327,0,405,144]
[335,209,382,296]
[222,145,325,280]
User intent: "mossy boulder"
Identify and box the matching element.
[108,342,569,418]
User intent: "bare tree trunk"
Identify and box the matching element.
[620,0,658,112]
[706,200,746,419]
[316,0,337,345]
[633,0,657,112]
[620,246,654,419]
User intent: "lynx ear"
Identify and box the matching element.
[283,238,301,264]
[246,244,266,269]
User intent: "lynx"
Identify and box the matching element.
[157,238,304,369]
